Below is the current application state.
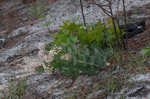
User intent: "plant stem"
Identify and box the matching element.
[79,0,87,28]
[122,0,127,25]
[122,0,128,50]
[108,2,120,48]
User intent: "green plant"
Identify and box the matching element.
[42,15,53,33]
[45,42,55,51]
[141,48,150,56]
[53,24,79,47]
[51,44,112,77]
[35,65,44,73]
[46,20,122,77]
[27,0,47,20]
[106,77,121,96]
[87,0,127,48]
[53,20,121,48]
[3,80,27,99]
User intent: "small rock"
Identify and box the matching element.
[126,85,145,97]
[0,38,5,48]
[86,90,105,99]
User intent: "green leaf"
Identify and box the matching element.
[43,21,51,27]
[141,48,150,56]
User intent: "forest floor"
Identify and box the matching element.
[0,0,150,99]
